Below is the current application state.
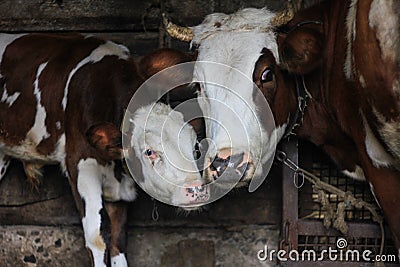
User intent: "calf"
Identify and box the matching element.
[0,33,206,266]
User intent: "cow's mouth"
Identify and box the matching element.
[203,149,255,188]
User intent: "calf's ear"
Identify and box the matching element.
[86,122,123,160]
[278,27,324,74]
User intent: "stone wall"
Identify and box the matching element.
[0,161,282,266]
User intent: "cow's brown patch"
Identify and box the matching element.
[0,34,104,153]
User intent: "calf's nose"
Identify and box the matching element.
[182,181,210,204]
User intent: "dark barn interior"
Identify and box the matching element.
[0,1,395,266]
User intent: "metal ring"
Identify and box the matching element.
[276,151,287,162]
[293,171,305,188]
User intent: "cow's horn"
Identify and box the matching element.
[270,2,295,26]
[162,13,193,42]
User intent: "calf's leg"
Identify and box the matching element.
[68,157,110,267]
[105,202,129,267]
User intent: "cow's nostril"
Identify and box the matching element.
[229,153,244,167]
[211,157,229,177]
[210,152,251,180]
[210,158,228,176]
[236,163,250,177]
[211,153,247,178]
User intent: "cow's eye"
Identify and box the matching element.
[260,67,273,83]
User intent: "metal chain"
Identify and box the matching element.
[151,198,159,221]
[276,151,304,188]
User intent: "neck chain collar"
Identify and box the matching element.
[283,75,312,139]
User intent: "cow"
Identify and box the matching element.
[0,33,208,267]
[165,0,400,252]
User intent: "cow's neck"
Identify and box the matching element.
[290,0,363,172]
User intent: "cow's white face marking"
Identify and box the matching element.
[62,41,130,111]
[342,165,366,181]
[369,0,400,63]
[77,158,107,267]
[26,62,50,144]
[128,103,203,206]
[362,113,395,168]
[191,8,282,182]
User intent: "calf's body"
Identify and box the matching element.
[0,34,206,266]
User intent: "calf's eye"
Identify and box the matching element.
[144,149,154,157]
[144,148,158,163]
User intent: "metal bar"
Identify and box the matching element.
[297,220,382,238]
[281,138,299,267]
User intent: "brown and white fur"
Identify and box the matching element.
[184,0,400,253]
[0,33,204,266]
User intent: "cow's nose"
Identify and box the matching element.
[210,156,230,177]
[210,151,249,179]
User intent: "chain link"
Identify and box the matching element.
[276,150,304,188]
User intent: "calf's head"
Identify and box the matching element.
[126,103,209,209]
[87,102,209,209]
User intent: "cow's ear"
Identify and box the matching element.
[140,48,199,104]
[139,48,197,79]
[86,122,123,160]
[278,27,324,74]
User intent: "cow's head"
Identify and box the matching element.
[87,103,209,210]
[165,5,323,188]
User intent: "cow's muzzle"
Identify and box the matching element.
[206,148,254,187]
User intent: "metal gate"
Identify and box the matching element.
[280,139,399,267]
